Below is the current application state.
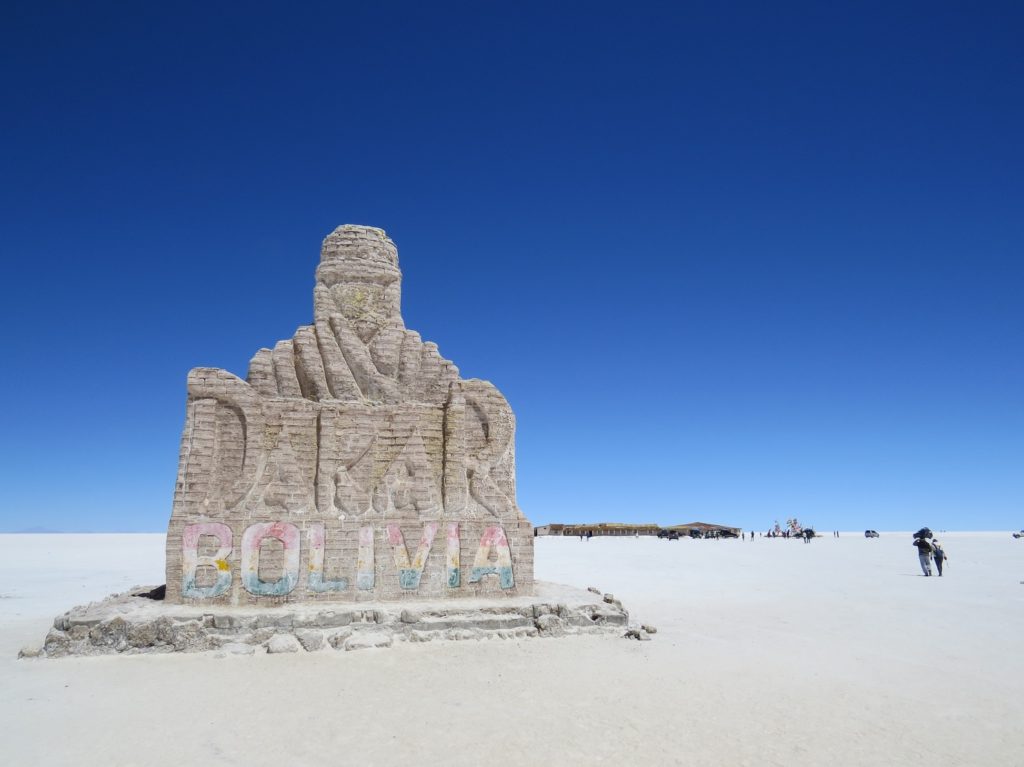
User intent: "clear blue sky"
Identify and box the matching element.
[1,2,1021,532]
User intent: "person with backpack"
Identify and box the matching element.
[932,539,948,576]
[912,536,935,576]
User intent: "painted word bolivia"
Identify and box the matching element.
[182,521,514,598]
[166,225,534,605]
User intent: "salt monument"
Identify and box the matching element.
[166,225,534,604]
[34,225,631,657]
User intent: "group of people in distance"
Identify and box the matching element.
[912,528,948,576]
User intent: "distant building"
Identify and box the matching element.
[666,521,741,538]
[540,522,661,537]
[534,524,566,536]
[535,521,740,538]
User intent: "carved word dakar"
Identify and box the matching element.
[166,225,533,605]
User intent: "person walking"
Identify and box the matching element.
[932,538,947,576]
[913,536,934,576]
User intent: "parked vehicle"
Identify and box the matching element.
[657,530,680,540]
[864,530,880,538]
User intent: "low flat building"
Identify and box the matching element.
[560,522,662,537]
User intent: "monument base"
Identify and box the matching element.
[29,582,630,658]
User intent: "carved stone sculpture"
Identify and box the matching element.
[165,225,533,604]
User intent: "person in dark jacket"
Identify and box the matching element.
[932,539,947,576]
[913,537,934,576]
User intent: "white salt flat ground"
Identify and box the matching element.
[1,532,1022,766]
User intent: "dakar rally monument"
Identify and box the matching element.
[165,225,534,605]
[33,226,630,658]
